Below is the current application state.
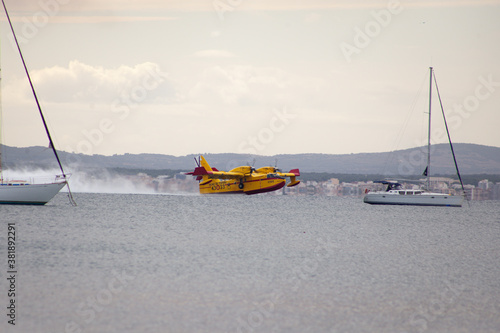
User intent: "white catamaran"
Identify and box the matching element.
[364,67,465,207]
[0,0,75,205]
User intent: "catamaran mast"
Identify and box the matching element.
[427,67,433,191]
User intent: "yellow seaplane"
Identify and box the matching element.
[186,156,300,195]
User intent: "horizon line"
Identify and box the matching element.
[1,142,498,158]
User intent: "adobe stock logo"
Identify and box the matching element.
[236,237,336,333]
[237,107,297,155]
[63,270,136,333]
[213,0,245,20]
[340,0,403,63]
[64,65,169,165]
[8,0,70,44]
[397,73,499,176]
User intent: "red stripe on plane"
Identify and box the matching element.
[244,181,285,195]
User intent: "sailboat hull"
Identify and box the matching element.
[0,181,66,205]
[363,192,463,207]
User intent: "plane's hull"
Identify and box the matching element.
[199,177,286,195]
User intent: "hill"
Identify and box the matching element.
[1,143,499,175]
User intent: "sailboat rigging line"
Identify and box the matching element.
[432,70,468,204]
[427,67,432,191]
[382,69,428,175]
[65,181,77,206]
[1,0,76,206]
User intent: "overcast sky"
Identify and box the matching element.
[1,0,499,156]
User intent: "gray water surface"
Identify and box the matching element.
[1,193,499,332]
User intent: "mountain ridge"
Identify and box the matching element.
[1,143,499,175]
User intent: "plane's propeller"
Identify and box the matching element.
[274,158,282,173]
[247,158,256,174]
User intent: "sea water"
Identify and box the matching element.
[0,193,499,333]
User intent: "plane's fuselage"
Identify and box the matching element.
[199,174,286,195]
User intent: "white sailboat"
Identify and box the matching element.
[364,67,465,207]
[0,178,68,205]
[363,180,464,207]
[0,0,74,205]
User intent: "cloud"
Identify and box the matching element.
[5,60,327,118]
[5,60,177,105]
[188,65,295,106]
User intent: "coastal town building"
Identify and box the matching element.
[125,173,500,200]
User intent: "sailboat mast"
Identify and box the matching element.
[427,67,433,191]
[0,29,2,182]
[1,0,66,177]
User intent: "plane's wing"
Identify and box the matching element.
[186,167,245,180]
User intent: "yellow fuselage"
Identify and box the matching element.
[199,174,286,195]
